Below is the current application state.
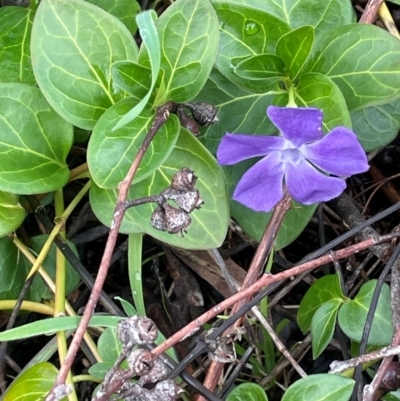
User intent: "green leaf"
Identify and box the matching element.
[311,299,342,359]
[85,0,140,34]
[295,73,352,130]
[88,362,113,380]
[31,0,138,130]
[212,1,290,92]
[111,61,152,99]
[0,192,25,237]
[233,54,286,92]
[276,26,314,80]
[0,6,36,84]
[98,327,123,363]
[213,0,354,35]
[0,315,123,341]
[90,127,229,250]
[140,0,219,104]
[297,273,344,333]
[128,234,146,316]
[384,391,400,401]
[338,280,393,346]
[306,24,400,111]
[197,68,280,154]
[282,374,355,401]
[227,383,268,401]
[91,362,115,382]
[114,296,137,316]
[87,101,180,189]
[113,10,161,130]
[3,362,58,401]
[0,237,21,300]
[0,83,73,194]
[223,161,317,250]
[0,235,80,302]
[351,98,400,152]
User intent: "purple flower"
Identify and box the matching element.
[217,106,369,213]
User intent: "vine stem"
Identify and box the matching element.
[151,228,399,359]
[196,187,292,398]
[45,103,174,400]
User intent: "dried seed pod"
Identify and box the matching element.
[118,316,158,347]
[150,206,168,232]
[183,102,218,126]
[381,361,400,391]
[176,106,200,136]
[141,380,181,401]
[163,188,203,213]
[170,167,197,191]
[127,348,154,376]
[139,357,169,386]
[163,203,191,235]
[150,203,191,236]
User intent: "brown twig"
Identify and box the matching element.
[362,254,400,400]
[45,102,174,400]
[195,188,293,399]
[359,0,385,23]
[151,232,398,359]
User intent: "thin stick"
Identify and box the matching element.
[151,232,397,358]
[359,0,385,23]
[45,103,173,400]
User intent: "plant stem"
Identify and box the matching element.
[45,102,174,400]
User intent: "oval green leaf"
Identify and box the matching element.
[0,192,25,237]
[197,68,280,154]
[213,0,354,35]
[351,98,400,152]
[0,6,35,84]
[306,24,400,111]
[297,273,344,333]
[276,26,314,80]
[141,0,219,104]
[338,280,393,346]
[90,127,229,250]
[311,299,342,359]
[97,327,123,363]
[111,61,152,100]
[282,374,355,401]
[212,1,290,92]
[3,362,58,401]
[295,72,352,130]
[227,383,268,401]
[85,0,140,34]
[31,0,139,129]
[234,54,285,92]
[0,83,73,194]
[88,101,180,189]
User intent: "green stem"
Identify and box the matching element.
[0,300,54,315]
[286,80,297,108]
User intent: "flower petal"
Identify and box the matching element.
[233,152,285,212]
[285,158,346,204]
[217,133,286,165]
[301,127,369,176]
[267,106,323,147]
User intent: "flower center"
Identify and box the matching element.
[280,147,303,165]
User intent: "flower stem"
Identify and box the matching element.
[286,80,297,108]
